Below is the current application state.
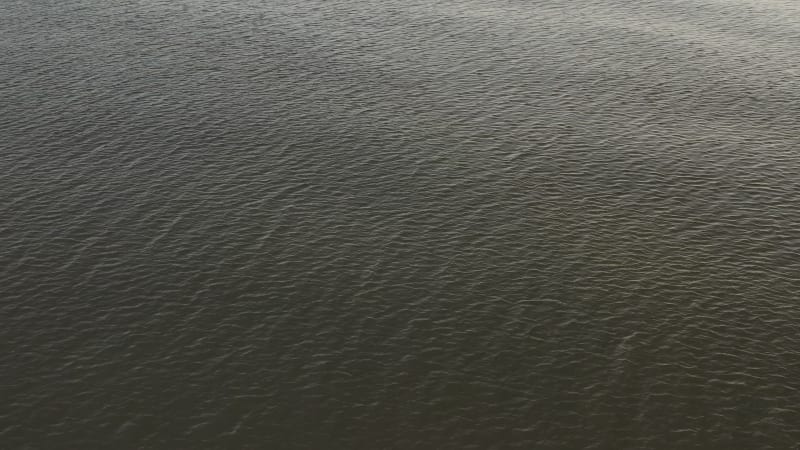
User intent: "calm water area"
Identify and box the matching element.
[2,0,800,448]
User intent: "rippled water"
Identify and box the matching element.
[3,0,800,448]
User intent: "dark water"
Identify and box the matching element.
[3,0,800,448]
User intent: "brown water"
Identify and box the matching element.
[3,0,800,448]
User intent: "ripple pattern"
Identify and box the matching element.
[2,0,800,448]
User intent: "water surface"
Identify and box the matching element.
[3,0,800,448]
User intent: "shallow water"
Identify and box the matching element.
[2,0,800,448]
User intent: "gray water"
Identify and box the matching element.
[2,0,800,448]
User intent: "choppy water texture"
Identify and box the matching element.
[2,0,800,448]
